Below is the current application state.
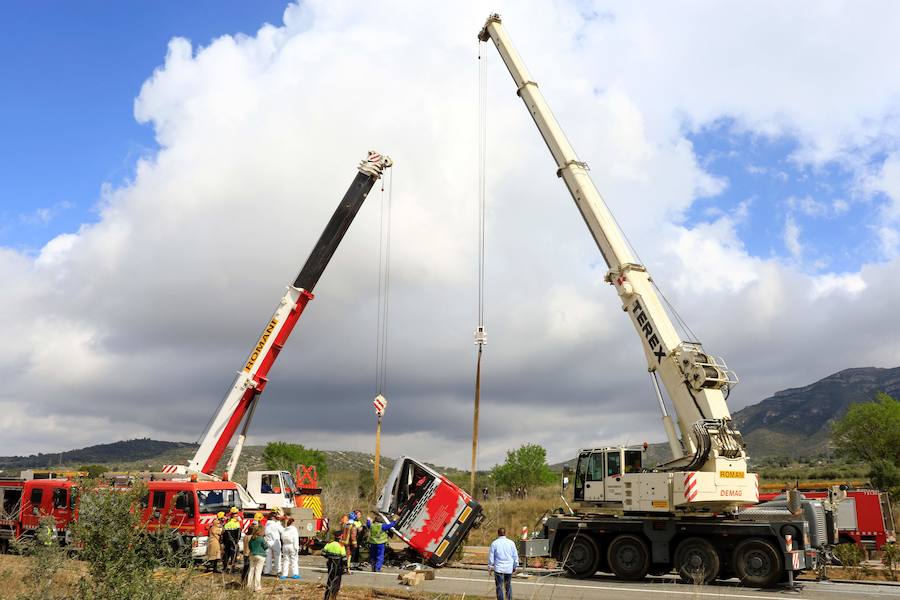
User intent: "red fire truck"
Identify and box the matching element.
[0,471,251,559]
[759,488,896,551]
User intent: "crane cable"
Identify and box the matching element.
[471,40,488,496]
[374,169,394,397]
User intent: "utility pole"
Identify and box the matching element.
[471,327,486,496]
[373,394,387,499]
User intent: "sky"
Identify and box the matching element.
[2,1,900,469]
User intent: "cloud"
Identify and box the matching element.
[2,1,900,470]
[783,215,802,259]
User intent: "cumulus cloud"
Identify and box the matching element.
[3,1,900,469]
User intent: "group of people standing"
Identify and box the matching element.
[204,506,302,593]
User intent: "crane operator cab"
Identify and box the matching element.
[573,447,644,504]
[246,470,299,510]
[376,457,483,567]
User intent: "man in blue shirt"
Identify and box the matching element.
[488,528,519,600]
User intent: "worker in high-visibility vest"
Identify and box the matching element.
[322,537,347,600]
[366,517,397,572]
[223,507,242,573]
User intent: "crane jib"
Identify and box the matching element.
[631,299,666,364]
[244,318,279,372]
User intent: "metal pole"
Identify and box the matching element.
[374,414,382,501]
[470,345,483,496]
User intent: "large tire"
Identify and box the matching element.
[607,534,650,581]
[674,537,720,585]
[732,538,782,588]
[558,534,600,579]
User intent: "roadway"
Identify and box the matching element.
[293,558,900,600]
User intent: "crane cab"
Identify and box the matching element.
[246,470,299,510]
[573,447,644,504]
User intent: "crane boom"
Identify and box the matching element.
[479,15,746,478]
[185,151,393,477]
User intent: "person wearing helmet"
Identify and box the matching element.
[223,507,242,573]
[206,512,225,573]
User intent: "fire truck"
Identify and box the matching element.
[0,471,247,559]
[760,488,896,551]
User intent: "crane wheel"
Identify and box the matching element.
[732,538,782,588]
[558,534,600,579]
[674,537,720,585]
[607,534,650,581]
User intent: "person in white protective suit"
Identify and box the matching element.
[279,517,302,579]
[263,509,284,576]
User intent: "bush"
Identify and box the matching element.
[883,542,898,581]
[70,482,192,599]
[833,543,864,580]
[12,516,67,600]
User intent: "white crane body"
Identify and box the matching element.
[479,15,754,512]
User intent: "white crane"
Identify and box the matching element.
[478,14,753,512]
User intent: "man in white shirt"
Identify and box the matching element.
[488,528,519,600]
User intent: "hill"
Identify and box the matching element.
[551,366,899,466]
[733,366,900,458]
[0,438,398,480]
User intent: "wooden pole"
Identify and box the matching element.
[374,414,382,501]
[470,345,483,496]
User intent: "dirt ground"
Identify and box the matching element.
[0,554,476,600]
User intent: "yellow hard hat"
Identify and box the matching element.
[254,513,264,521]
[271,507,283,515]
[229,507,239,514]
[216,511,225,519]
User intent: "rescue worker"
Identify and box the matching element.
[279,516,301,580]
[223,506,242,573]
[366,516,397,572]
[206,512,225,573]
[339,513,358,571]
[263,508,284,576]
[248,525,269,592]
[322,536,347,600]
[242,513,265,586]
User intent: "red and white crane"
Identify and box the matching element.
[165,151,392,508]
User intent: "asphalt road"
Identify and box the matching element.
[292,558,900,600]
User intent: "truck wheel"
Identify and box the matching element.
[607,534,650,581]
[732,538,782,588]
[558,534,600,579]
[674,537,720,585]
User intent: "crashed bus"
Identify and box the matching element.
[376,457,482,566]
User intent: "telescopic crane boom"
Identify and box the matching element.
[479,15,753,511]
[171,152,392,482]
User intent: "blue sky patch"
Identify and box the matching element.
[685,119,884,274]
[0,1,289,253]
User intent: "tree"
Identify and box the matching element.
[78,464,109,479]
[490,443,556,491]
[832,392,900,494]
[262,442,328,478]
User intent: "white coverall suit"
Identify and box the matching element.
[280,524,301,578]
[264,519,284,575]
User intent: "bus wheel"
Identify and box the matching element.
[607,534,650,581]
[559,534,600,579]
[733,538,782,588]
[674,537,720,585]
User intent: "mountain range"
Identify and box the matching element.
[1,366,897,474]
